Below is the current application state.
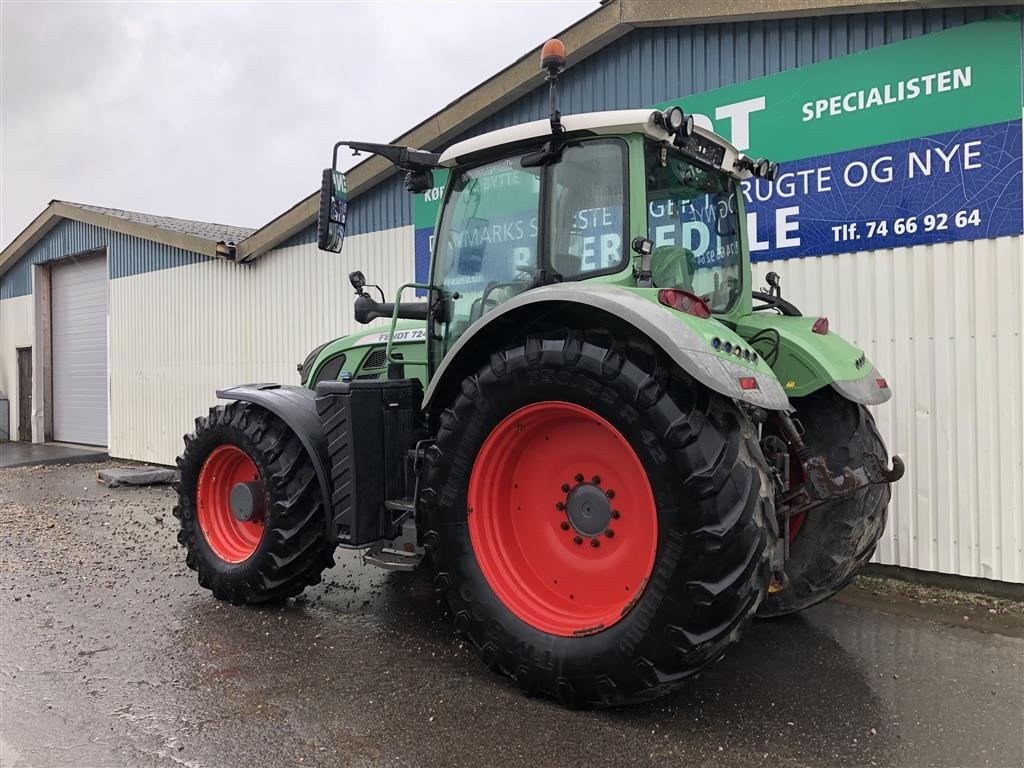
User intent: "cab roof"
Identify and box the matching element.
[437,108,748,180]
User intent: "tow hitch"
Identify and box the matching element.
[780,450,904,519]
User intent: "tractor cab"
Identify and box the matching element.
[316,39,780,386]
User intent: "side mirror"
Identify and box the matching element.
[317,169,348,252]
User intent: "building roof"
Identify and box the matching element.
[0,200,256,277]
[62,203,255,246]
[232,0,940,262]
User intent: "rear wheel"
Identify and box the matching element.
[174,402,336,604]
[758,388,890,617]
[421,333,772,707]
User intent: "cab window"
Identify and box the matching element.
[645,141,743,312]
[547,139,627,279]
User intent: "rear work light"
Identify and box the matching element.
[658,289,711,318]
[812,316,829,334]
[738,376,759,391]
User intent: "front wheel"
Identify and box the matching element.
[421,333,773,707]
[174,402,336,604]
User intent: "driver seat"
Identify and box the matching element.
[650,245,695,291]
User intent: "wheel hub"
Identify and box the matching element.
[196,444,266,564]
[229,481,264,522]
[564,482,611,536]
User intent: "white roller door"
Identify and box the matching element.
[51,253,108,445]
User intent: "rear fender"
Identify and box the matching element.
[422,284,791,412]
[216,384,334,535]
[735,314,892,405]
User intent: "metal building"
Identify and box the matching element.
[1,0,1021,585]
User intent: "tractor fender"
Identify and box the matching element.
[736,314,892,405]
[423,284,791,412]
[216,384,333,531]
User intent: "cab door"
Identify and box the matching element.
[427,138,630,375]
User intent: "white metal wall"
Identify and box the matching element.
[0,294,34,440]
[108,226,413,465]
[753,235,1024,583]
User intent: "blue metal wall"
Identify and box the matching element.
[0,218,207,299]
[342,4,1021,238]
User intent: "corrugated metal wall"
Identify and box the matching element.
[752,236,1023,583]
[108,227,413,464]
[461,6,1022,135]
[2,5,1021,584]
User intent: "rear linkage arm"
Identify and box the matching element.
[770,411,905,521]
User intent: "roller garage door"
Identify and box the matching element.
[51,253,108,445]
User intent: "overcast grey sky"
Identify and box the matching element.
[0,1,595,246]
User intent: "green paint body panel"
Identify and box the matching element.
[306,320,428,389]
[736,314,872,398]
[308,306,875,400]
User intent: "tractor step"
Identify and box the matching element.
[363,545,422,571]
[384,498,416,514]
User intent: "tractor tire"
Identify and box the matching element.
[420,333,773,708]
[757,388,890,618]
[173,401,336,604]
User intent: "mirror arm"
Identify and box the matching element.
[332,140,441,172]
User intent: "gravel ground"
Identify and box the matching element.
[1,461,1022,768]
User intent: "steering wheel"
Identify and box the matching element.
[751,291,802,317]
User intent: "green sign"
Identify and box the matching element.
[657,16,1021,161]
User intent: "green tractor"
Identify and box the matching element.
[175,39,903,707]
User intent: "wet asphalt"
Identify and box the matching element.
[1,462,1022,768]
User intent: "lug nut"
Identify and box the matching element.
[605,529,615,538]
[610,510,620,519]
[561,483,571,493]
[575,473,584,483]
[590,539,600,548]
[592,475,601,484]
[605,489,615,499]
[560,521,570,531]
[573,536,583,545]
[555,502,565,511]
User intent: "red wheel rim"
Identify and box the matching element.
[196,445,265,563]
[468,401,658,636]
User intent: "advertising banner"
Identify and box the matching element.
[413,16,1022,277]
